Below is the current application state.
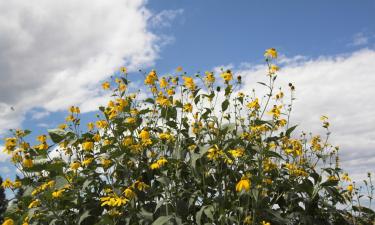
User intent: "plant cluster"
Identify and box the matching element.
[1,49,374,225]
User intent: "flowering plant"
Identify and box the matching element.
[2,49,374,225]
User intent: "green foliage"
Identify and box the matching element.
[0,176,8,223]
[1,51,374,225]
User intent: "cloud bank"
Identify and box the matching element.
[235,49,375,181]
[0,0,163,134]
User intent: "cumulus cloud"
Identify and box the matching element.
[150,9,184,28]
[0,145,10,162]
[350,32,369,46]
[0,0,163,134]
[235,48,375,182]
[0,166,10,174]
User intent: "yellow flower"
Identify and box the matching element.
[156,95,171,107]
[22,158,33,168]
[236,176,251,192]
[125,117,136,124]
[150,162,160,170]
[310,135,322,151]
[246,98,260,110]
[157,157,168,166]
[183,103,193,112]
[277,119,287,127]
[204,71,215,84]
[123,188,136,199]
[176,66,183,72]
[69,106,80,114]
[102,81,110,90]
[36,135,47,143]
[159,77,168,88]
[13,180,21,188]
[100,195,128,207]
[133,180,149,191]
[120,67,127,74]
[320,115,328,121]
[70,161,81,171]
[139,129,150,140]
[58,123,67,129]
[159,132,172,141]
[52,189,64,198]
[4,137,17,153]
[188,145,197,151]
[82,141,94,151]
[82,157,94,166]
[93,133,101,142]
[207,145,223,160]
[347,184,353,193]
[119,83,127,92]
[267,105,282,119]
[87,122,95,131]
[145,70,158,85]
[65,114,74,122]
[264,48,277,59]
[1,178,13,189]
[220,70,233,82]
[228,147,244,158]
[28,199,41,208]
[101,158,112,168]
[96,120,108,129]
[275,91,284,100]
[261,221,271,225]
[243,216,252,224]
[122,137,133,146]
[342,173,351,182]
[182,76,196,91]
[167,89,175,96]
[2,218,14,225]
[36,142,49,151]
[103,139,112,146]
[269,64,279,74]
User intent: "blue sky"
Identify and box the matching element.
[1,0,375,194]
[148,0,375,71]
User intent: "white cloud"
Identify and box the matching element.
[236,48,375,182]
[0,0,162,134]
[350,32,369,46]
[150,9,184,28]
[0,145,11,162]
[0,166,10,174]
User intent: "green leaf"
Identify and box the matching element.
[320,179,338,187]
[166,121,177,129]
[264,209,288,224]
[257,82,268,87]
[285,125,298,137]
[48,129,67,143]
[224,85,232,96]
[82,179,92,190]
[97,215,114,225]
[139,208,153,221]
[264,150,283,159]
[55,176,69,189]
[196,205,214,225]
[78,210,91,224]
[145,98,155,104]
[221,99,229,112]
[194,95,201,105]
[352,206,375,215]
[201,108,211,119]
[151,215,173,225]
[190,146,209,169]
